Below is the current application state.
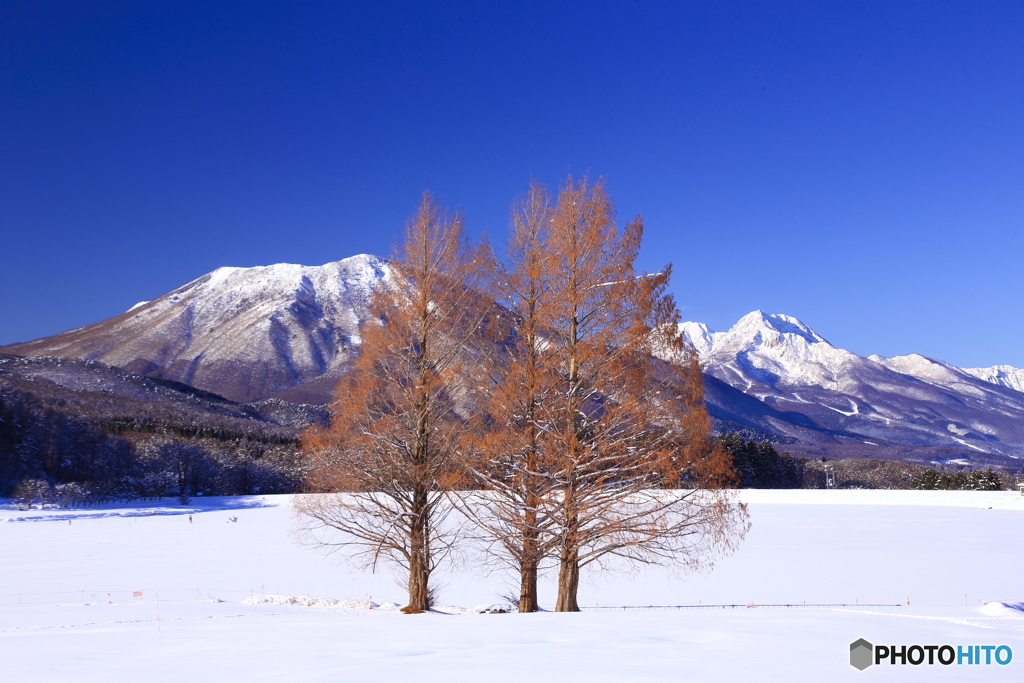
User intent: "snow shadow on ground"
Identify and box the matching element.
[0,494,280,523]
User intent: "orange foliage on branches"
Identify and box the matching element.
[298,179,748,613]
[468,177,747,612]
[298,193,494,612]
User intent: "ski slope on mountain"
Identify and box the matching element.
[2,492,1023,682]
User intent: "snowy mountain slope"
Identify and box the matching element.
[5,254,1024,461]
[677,322,717,357]
[682,311,1024,459]
[1,255,389,403]
[960,364,1024,393]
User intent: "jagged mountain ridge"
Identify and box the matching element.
[4,257,1023,462]
[959,364,1024,393]
[680,311,1024,461]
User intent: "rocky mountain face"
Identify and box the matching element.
[2,255,389,404]
[4,256,1023,465]
[681,311,1024,463]
[959,364,1024,393]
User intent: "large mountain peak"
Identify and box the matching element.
[678,311,828,361]
[724,310,827,347]
[709,311,845,379]
[1,254,392,404]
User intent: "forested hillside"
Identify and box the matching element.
[0,355,324,502]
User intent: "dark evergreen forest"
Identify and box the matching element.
[717,433,1014,491]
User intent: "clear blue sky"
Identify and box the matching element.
[2,1,1022,368]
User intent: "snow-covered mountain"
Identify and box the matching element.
[5,256,1024,462]
[959,364,1024,394]
[681,311,1024,460]
[1,255,390,403]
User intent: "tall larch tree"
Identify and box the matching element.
[297,193,493,613]
[465,181,563,612]
[534,176,747,611]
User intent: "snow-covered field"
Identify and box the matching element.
[2,490,1022,681]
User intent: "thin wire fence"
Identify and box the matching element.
[582,603,902,611]
[580,594,1024,611]
[1,590,1016,610]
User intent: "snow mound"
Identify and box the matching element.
[470,603,514,614]
[424,602,514,615]
[979,601,1024,617]
[243,594,377,609]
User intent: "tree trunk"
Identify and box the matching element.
[554,303,583,613]
[518,510,539,613]
[518,559,539,612]
[555,547,580,612]
[406,552,430,612]
[518,460,541,613]
[405,487,431,613]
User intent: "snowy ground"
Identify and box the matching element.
[2,490,1023,681]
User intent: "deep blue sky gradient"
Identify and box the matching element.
[2,1,1022,367]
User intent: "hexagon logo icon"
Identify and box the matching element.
[850,638,874,670]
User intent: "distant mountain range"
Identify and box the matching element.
[3,256,1023,466]
[679,312,1024,465]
